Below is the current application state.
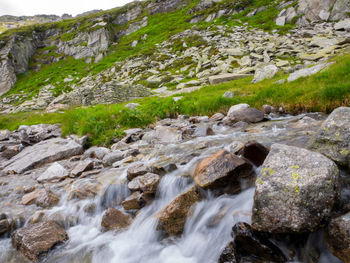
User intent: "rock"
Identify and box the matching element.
[70,160,94,177]
[193,150,252,189]
[143,126,182,144]
[331,0,350,20]
[156,186,202,236]
[252,65,278,83]
[240,141,269,167]
[276,16,286,26]
[125,102,140,109]
[218,242,238,263]
[252,143,339,234]
[101,207,131,231]
[37,162,69,182]
[334,18,350,30]
[11,221,68,261]
[232,222,287,262]
[325,212,350,263]
[0,219,10,235]
[68,179,102,200]
[223,48,246,56]
[2,138,83,174]
[298,0,335,21]
[128,173,161,194]
[21,188,59,208]
[262,104,275,114]
[209,73,252,85]
[122,191,146,210]
[102,150,124,166]
[226,104,264,124]
[310,107,350,168]
[83,146,110,160]
[222,91,234,99]
[287,63,329,82]
[127,163,150,180]
[210,113,225,121]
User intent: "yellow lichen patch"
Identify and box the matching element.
[256,178,264,185]
[294,185,300,193]
[292,172,299,180]
[340,149,349,155]
[260,168,275,176]
[290,165,300,169]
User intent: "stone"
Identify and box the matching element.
[83,146,110,160]
[102,150,124,166]
[37,162,69,182]
[0,219,10,235]
[11,221,68,261]
[226,104,264,124]
[325,212,350,263]
[101,207,131,231]
[240,141,269,167]
[276,16,286,26]
[252,143,339,234]
[252,65,278,83]
[310,107,350,168]
[331,0,350,20]
[334,18,350,30]
[125,103,140,109]
[156,186,202,236]
[71,160,94,177]
[21,189,59,208]
[262,104,275,114]
[68,179,102,200]
[2,138,83,174]
[128,173,161,194]
[210,113,225,121]
[127,163,150,180]
[287,63,329,82]
[232,222,287,262]
[122,191,146,210]
[143,126,182,144]
[223,48,246,57]
[208,73,252,85]
[193,150,252,189]
[298,0,336,21]
[218,242,238,263]
[222,91,234,99]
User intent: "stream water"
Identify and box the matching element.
[0,114,346,263]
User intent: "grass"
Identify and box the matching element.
[1,54,350,146]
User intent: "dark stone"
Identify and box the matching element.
[218,242,239,263]
[101,207,131,231]
[239,141,269,166]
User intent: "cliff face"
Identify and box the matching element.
[0,0,349,100]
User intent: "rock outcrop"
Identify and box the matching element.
[252,143,339,234]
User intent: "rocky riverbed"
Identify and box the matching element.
[0,104,350,262]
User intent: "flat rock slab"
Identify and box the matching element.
[252,143,339,234]
[287,63,330,82]
[2,138,83,174]
[209,73,252,85]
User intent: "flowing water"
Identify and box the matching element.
[0,114,346,263]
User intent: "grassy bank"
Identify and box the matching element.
[1,55,350,146]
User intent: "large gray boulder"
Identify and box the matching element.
[11,221,68,261]
[252,65,278,83]
[252,144,339,234]
[225,104,264,124]
[287,63,329,82]
[298,0,336,21]
[331,0,350,20]
[2,138,83,174]
[310,107,350,168]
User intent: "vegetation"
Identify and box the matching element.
[1,55,349,146]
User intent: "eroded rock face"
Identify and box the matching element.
[156,186,202,236]
[252,144,339,234]
[11,221,68,261]
[326,212,350,263]
[311,107,350,168]
[101,207,132,231]
[2,138,83,174]
[193,150,252,189]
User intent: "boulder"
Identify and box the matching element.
[287,63,329,82]
[276,16,286,26]
[128,173,161,194]
[156,186,202,236]
[0,219,10,236]
[122,191,146,210]
[325,212,350,263]
[218,242,239,263]
[37,162,69,182]
[193,150,252,189]
[68,178,102,200]
[83,146,110,160]
[208,73,252,85]
[226,104,264,124]
[252,65,278,83]
[101,207,131,231]
[252,144,339,233]
[222,91,234,99]
[21,189,59,208]
[102,150,124,166]
[232,222,287,262]
[334,18,350,30]
[2,138,83,174]
[210,112,225,121]
[331,1,350,20]
[127,163,150,180]
[143,126,182,144]
[70,160,94,177]
[311,107,350,168]
[125,103,140,109]
[11,221,68,261]
[239,141,269,166]
[298,0,335,21]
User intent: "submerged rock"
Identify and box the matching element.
[101,207,131,231]
[193,150,252,190]
[11,221,68,261]
[311,107,350,168]
[325,212,350,263]
[128,172,161,194]
[122,191,146,210]
[156,186,202,236]
[2,138,83,174]
[252,143,339,234]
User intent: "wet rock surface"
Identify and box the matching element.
[101,207,132,231]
